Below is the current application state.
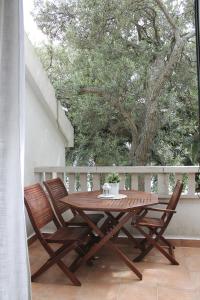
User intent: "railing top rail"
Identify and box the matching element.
[34,166,200,174]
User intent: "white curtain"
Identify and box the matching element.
[0,0,31,299]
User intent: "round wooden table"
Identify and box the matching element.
[61,190,158,211]
[60,190,158,280]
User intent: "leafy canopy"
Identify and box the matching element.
[33,0,198,166]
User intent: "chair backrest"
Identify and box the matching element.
[167,180,183,211]
[43,177,70,225]
[161,180,183,225]
[24,183,60,231]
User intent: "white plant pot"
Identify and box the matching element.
[109,183,119,196]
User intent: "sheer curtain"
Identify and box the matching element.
[0,0,31,299]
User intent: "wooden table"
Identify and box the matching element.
[60,190,158,280]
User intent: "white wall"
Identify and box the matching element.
[24,82,66,186]
[24,36,74,236]
[165,200,200,239]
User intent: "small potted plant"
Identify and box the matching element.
[106,173,120,196]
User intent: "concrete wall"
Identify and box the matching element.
[24,36,74,236]
[165,199,200,239]
[24,82,66,186]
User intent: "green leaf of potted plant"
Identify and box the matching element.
[106,173,120,196]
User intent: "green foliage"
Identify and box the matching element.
[106,173,120,183]
[33,0,199,166]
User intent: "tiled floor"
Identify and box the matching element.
[29,240,200,300]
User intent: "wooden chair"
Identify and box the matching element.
[132,180,183,265]
[43,177,104,227]
[25,183,91,286]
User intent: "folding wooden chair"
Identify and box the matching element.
[132,180,183,265]
[25,183,91,286]
[43,177,104,227]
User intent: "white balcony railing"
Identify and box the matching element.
[34,166,200,199]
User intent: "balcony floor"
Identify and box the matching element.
[29,240,200,300]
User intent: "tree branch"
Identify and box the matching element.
[155,0,177,31]
[185,31,195,40]
[115,97,138,144]
[78,87,139,147]
[79,87,111,98]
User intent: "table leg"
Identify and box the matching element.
[73,209,142,280]
[105,212,141,248]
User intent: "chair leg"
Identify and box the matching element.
[121,226,142,249]
[137,228,156,250]
[158,235,176,259]
[70,239,98,272]
[32,257,81,286]
[138,237,148,250]
[57,261,81,286]
[32,244,81,286]
[159,235,175,249]
[133,244,154,262]
[75,245,86,257]
[134,226,179,265]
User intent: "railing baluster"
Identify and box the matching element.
[158,174,169,195]
[188,173,196,196]
[119,174,125,190]
[144,174,151,192]
[80,174,88,192]
[68,174,76,193]
[92,174,100,191]
[52,172,57,179]
[131,174,138,190]
[42,172,46,182]
[35,172,43,184]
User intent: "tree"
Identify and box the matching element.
[33,0,198,166]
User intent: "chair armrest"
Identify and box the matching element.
[131,208,148,225]
[145,207,176,213]
[158,201,168,205]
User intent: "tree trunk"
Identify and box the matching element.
[133,35,188,165]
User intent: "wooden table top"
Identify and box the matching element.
[60,190,158,212]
